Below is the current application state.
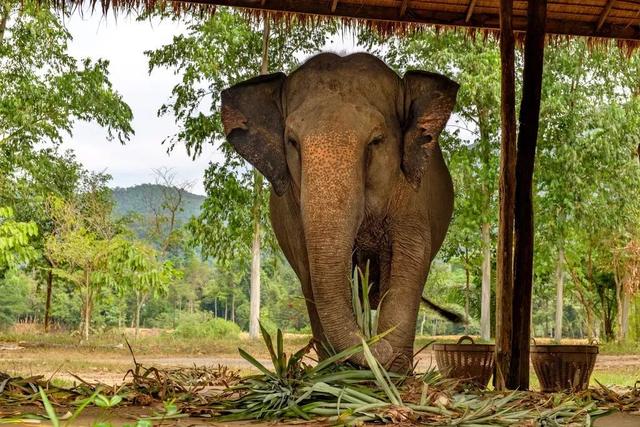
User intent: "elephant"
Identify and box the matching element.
[221,52,459,372]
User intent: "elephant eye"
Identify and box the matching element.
[287,137,299,150]
[368,135,384,147]
[420,134,434,147]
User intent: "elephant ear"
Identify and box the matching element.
[401,71,459,189]
[221,72,289,196]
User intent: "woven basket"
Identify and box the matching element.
[433,336,495,388]
[530,344,598,392]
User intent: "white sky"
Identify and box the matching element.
[60,11,360,195]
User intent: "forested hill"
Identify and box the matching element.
[111,184,205,223]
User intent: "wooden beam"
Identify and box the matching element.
[465,0,478,23]
[596,0,615,32]
[509,0,548,390]
[495,0,516,392]
[331,0,339,13]
[400,0,409,17]
[200,0,640,41]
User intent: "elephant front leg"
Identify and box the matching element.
[376,225,431,373]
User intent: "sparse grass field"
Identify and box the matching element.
[1,328,638,390]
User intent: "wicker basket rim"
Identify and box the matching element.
[433,343,495,352]
[530,344,599,354]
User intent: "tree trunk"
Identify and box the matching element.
[481,222,492,340]
[554,248,564,341]
[619,289,630,341]
[0,2,9,44]
[82,290,92,341]
[465,265,470,333]
[249,197,261,336]
[224,297,228,321]
[81,271,92,341]
[249,16,270,339]
[44,267,53,332]
[134,292,143,338]
[214,297,218,318]
[634,296,640,341]
[231,293,235,323]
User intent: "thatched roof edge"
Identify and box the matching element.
[47,0,640,55]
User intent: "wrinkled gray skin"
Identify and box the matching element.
[221,53,458,372]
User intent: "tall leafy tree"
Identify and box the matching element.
[44,172,121,339]
[0,0,132,157]
[535,41,640,341]
[1,0,133,330]
[112,239,177,337]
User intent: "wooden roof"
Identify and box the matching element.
[191,0,640,40]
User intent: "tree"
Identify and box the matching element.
[535,41,640,340]
[44,173,120,340]
[141,167,194,256]
[1,150,84,331]
[535,41,640,341]
[147,8,334,336]
[0,0,132,157]
[0,269,36,327]
[1,0,133,331]
[112,239,177,337]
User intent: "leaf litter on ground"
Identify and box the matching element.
[0,268,639,425]
[0,334,639,425]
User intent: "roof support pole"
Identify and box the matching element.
[495,0,516,391]
[509,0,547,390]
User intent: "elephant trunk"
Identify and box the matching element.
[300,132,392,366]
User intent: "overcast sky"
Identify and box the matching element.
[60,11,360,195]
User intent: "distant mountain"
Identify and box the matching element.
[111,184,205,224]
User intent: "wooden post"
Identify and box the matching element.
[509,0,548,389]
[495,0,516,391]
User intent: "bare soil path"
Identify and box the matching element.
[1,345,638,386]
[0,404,637,426]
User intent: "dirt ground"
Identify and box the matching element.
[1,343,639,386]
[1,341,639,425]
[1,404,638,426]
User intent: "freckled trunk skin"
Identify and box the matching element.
[300,132,390,365]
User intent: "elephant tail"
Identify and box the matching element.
[421,297,464,323]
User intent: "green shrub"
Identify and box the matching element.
[173,312,241,340]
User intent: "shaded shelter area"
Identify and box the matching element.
[55,0,640,390]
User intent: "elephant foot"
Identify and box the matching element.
[349,338,393,368]
[386,351,414,374]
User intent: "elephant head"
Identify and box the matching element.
[221,53,458,363]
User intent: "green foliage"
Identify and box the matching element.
[44,173,127,338]
[0,269,34,327]
[533,41,640,340]
[0,0,132,156]
[0,0,133,334]
[0,206,38,272]
[173,311,241,339]
[351,263,379,339]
